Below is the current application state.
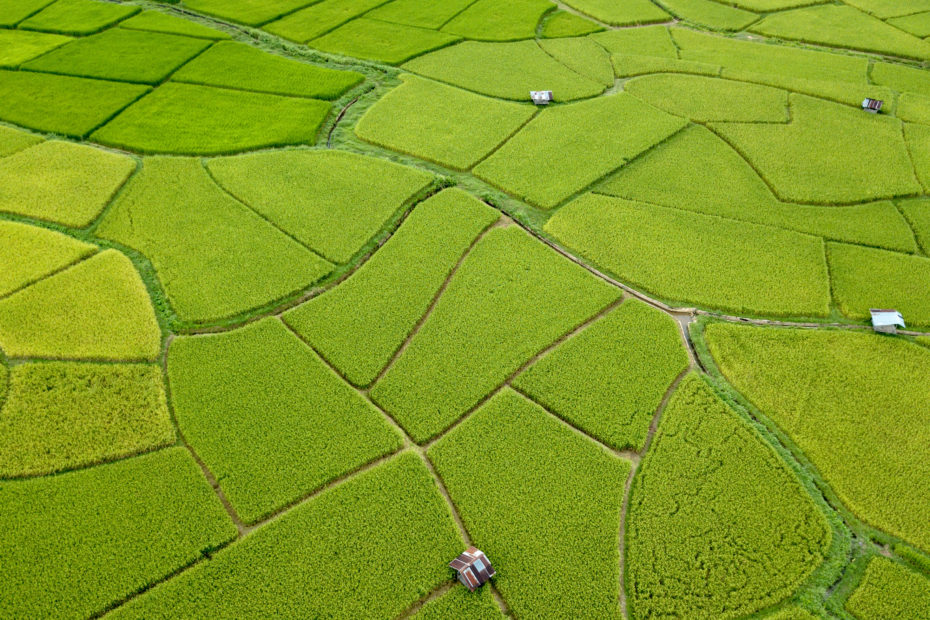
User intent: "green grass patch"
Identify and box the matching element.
[659,0,758,31]
[92,83,330,154]
[0,362,173,477]
[889,11,930,38]
[283,188,499,387]
[168,318,403,524]
[712,95,921,204]
[562,0,668,25]
[0,69,149,137]
[842,0,930,19]
[627,374,831,619]
[538,36,614,87]
[540,10,603,37]
[402,40,605,101]
[23,27,210,84]
[310,18,460,64]
[590,25,676,56]
[120,10,232,39]
[109,452,464,619]
[0,249,161,360]
[182,0,315,26]
[599,125,918,252]
[545,194,831,317]
[0,447,236,618]
[19,0,140,35]
[0,140,135,226]
[828,242,930,326]
[905,121,930,192]
[173,41,362,99]
[899,93,930,126]
[474,93,686,209]
[611,54,720,78]
[413,584,502,618]
[366,0,475,29]
[95,157,333,323]
[763,606,820,620]
[430,388,630,618]
[0,0,56,26]
[0,125,42,157]
[625,73,787,122]
[899,198,930,255]
[873,62,930,98]
[263,0,391,43]
[846,557,930,618]
[750,4,930,61]
[441,0,553,41]
[0,221,95,297]
[207,149,433,263]
[514,299,688,451]
[355,74,536,170]
[371,225,619,442]
[705,322,930,553]
[0,29,71,66]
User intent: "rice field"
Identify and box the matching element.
[2,0,929,617]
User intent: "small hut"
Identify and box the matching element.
[862,98,883,113]
[530,90,553,105]
[870,309,905,334]
[449,547,495,591]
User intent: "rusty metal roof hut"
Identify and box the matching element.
[449,547,495,591]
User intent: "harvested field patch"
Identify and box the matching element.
[0,221,95,297]
[846,557,930,619]
[474,93,686,209]
[545,194,831,317]
[119,10,232,39]
[0,249,161,360]
[167,318,403,524]
[309,18,460,64]
[108,453,464,619]
[441,0,553,41]
[366,0,475,29]
[23,27,210,84]
[0,69,148,137]
[828,242,930,326]
[95,157,332,323]
[0,447,236,618]
[371,225,619,442]
[91,83,330,154]
[0,362,173,477]
[19,0,140,35]
[283,188,499,387]
[627,374,831,619]
[706,323,930,553]
[354,74,536,170]
[514,299,688,451]
[207,149,433,263]
[429,389,630,618]
[263,0,391,43]
[540,10,603,37]
[172,41,362,99]
[182,0,315,26]
[0,140,135,227]
[402,39,605,101]
[0,29,71,66]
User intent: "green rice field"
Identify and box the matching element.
[2,0,929,617]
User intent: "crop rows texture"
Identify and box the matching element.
[19,0,140,35]
[513,299,688,451]
[0,139,134,226]
[172,41,363,98]
[0,0,57,27]
[402,40,606,101]
[0,221,94,297]
[560,0,668,25]
[108,453,465,618]
[0,361,173,477]
[284,188,500,387]
[354,74,536,170]
[429,388,630,618]
[827,243,930,326]
[658,0,758,31]
[540,11,604,37]
[0,447,237,618]
[905,123,930,192]
[308,18,460,64]
[0,249,161,360]
[625,74,788,122]
[611,54,719,78]
[119,10,232,39]
[474,93,687,209]
[0,125,42,156]
[182,0,315,26]
[168,317,402,524]
[263,0,393,43]
[843,0,930,18]
[705,323,930,553]
[0,69,149,137]
[371,225,619,443]
[96,157,333,323]
[545,194,831,317]
[91,83,330,154]
[591,25,676,56]
[627,374,831,619]
[0,29,71,66]
[598,125,918,252]
[845,557,930,619]
[440,0,552,41]
[367,0,476,29]
[873,62,930,98]
[207,149,434,263]
[889,11,930,38]
[412,583,503,619]
[537,36,613,86]
[23,28,211,84]
[899,198,930,254]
